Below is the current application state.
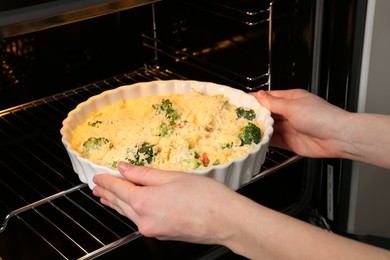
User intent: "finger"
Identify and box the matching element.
[99,196,126,216]
[97,188,139,222]
[93,173,136,190]
[92,176,139,220]
[117,161,184,186]
[252,90,291,116]
[251,89,308,101]
[266,89,307,99]
[93,173,138,205]
[93,184,125,214]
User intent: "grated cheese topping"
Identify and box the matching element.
[71,89,263,171]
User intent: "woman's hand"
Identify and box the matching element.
[253,89,390,169]
[252,89,348,159]
[92,161,240,245]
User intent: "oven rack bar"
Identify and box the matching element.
[175,0,297,27]
[175,0,271,26]
[0,64,299,259]
[142,34,270,92]
[0,184,87,234]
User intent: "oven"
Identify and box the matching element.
[1,0,386,259]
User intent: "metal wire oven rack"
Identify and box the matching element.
[0,64,299,259]
[144,0,273,92]
[142,0,295,93]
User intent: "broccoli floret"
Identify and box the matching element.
[152,122,173,137]
[236,107,256,120]
[153,99,181,122]
[127,142,156,166]
[239,123,261,145]
[82,137,112,156]
[191,160,202,170]
[111,160,119,169]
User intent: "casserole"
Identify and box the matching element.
[60,80,274,190]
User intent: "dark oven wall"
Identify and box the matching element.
[0,4,155,110]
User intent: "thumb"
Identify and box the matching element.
[118,161,180,186]
[251,90,287,116]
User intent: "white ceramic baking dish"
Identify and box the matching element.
[60,80,273,190]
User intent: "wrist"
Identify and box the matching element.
[335,112,390,168]
[325,110,354,160]
[217,195,270,258]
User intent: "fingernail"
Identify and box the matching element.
[118,161,131,172]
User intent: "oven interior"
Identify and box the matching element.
[0,0,317,259]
